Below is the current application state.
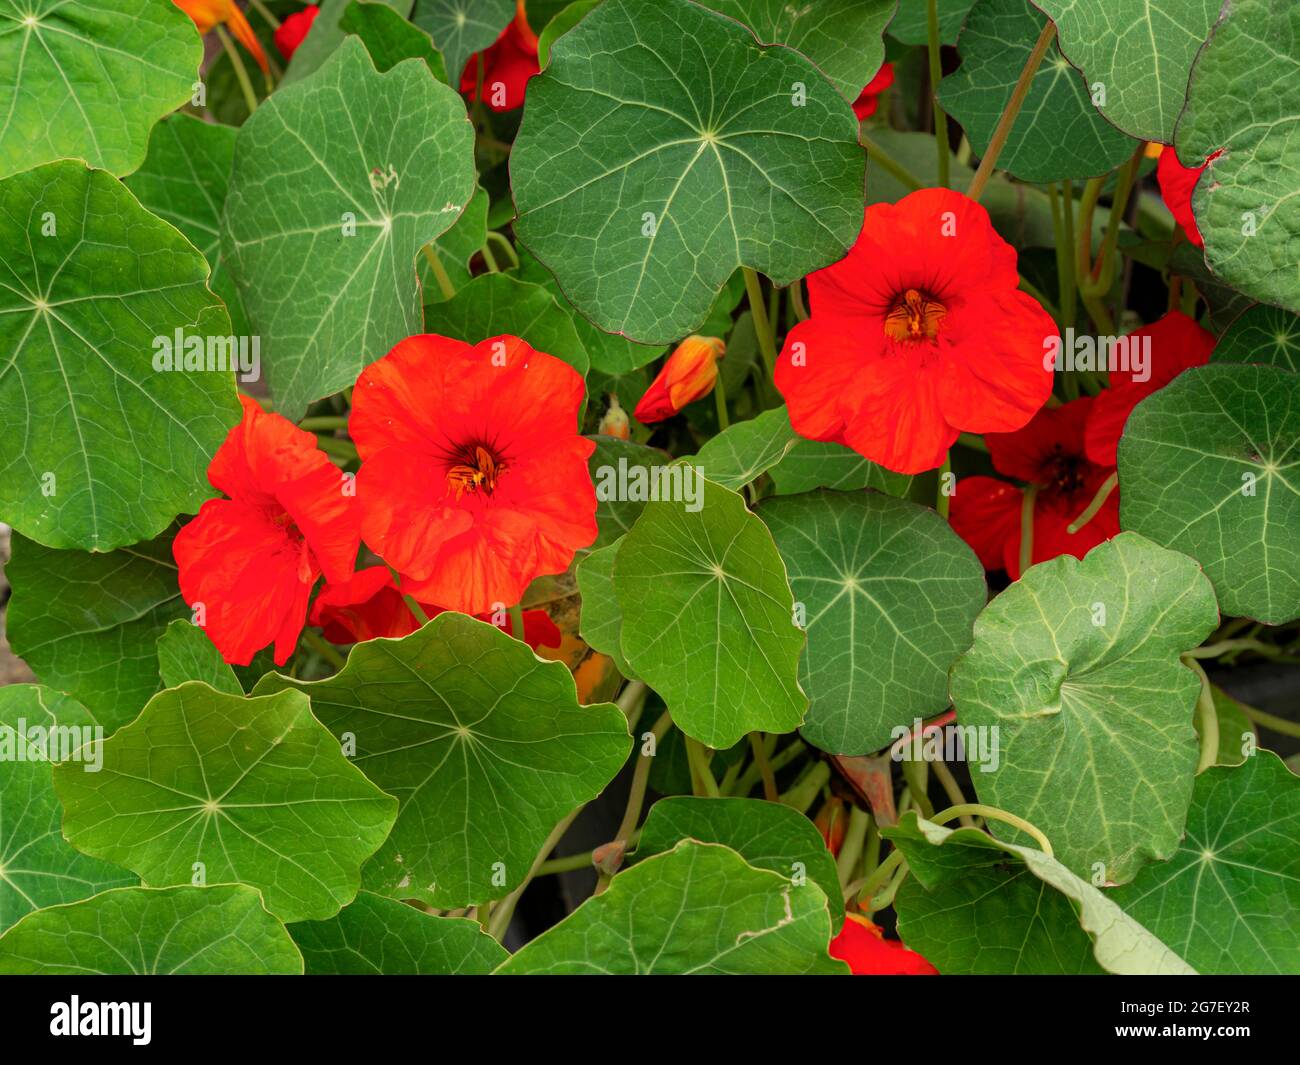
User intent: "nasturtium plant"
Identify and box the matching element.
[0,0,1297,987]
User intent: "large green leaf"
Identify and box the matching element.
[704,0,895,100]
[634,795,843,923]
[497,840,848,974]
[576,538,636,678]
[1118,363,1300,625]
[614,478,806,749]
[689,406,800,491]
[885,812,1194,975]
[422,272,590,377]
[938,0,1138,182]
[0,0,201,179]
[0,161,241,550]
[0,685,136,932]
[155,619,241,696]
[222,36,475,420]
[1110,752,1300,974]
[889,0,974,45]
[6,530,186,732]
[413,0,513,81]
[1175,0,1300,314]
[760,490,985,755]
[0,885,303,974]
[1034,0,1220,143]
[54,683,398,923]
[949,533,1218,884]
[289,891,507,974]
[1213,304,1300,372]
[255,613,631,908]
[281,0,414,85]
[341,0,449,81]
[512,0,865,344]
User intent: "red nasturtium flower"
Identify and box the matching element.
[775,188,1055,474]
[460,0,539,112]
[852,62,894,120]
[950,397,1119,579]
[633,336,726,423]
[351,334,597,616]
[1084,310,1216,467]
[174,396,359,666]
[1155,146,1223,249]
[309,566,562,650]
[173,0,269,73]
[830,914,938,976]
[274,4,319,61]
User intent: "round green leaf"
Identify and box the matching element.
[6,530,185,733]
[289,891,508,974]
[0,161,242,551]
[0,885,303,975]
[54,683,399,923]
[1176,0,1300,314]
[938,0,1138,182]
[614,478,807,749]
[1213,304,1300,372]
[0,685,136,932]
[634,795,844,923]
[254,613,632,908]
[0,0,201,179]
[413,0,513,81]
[761,490,986,756]
[1110,752,1300,975]
[1118,363,1300,625]
[496,840,848,974]
[689,406,800,491]
[1034,0,1220,143]
[512,0,865,344]
[949,533,1219,884]
[222,36,476,420]
[156,619,241,696]
[885,812,1195,975]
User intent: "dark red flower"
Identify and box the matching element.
[351,334,597,615]
[852,62,894,120]
[1156,146,1222,249]
[310,566,563,650]
[174,395,359,665]
[950,397,1119,578]
[775,188,1055,474]
[830,914,938,975]
[274,4,319,62]
[459,0,539,112]
[1083,311,1215,467]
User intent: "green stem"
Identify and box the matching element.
[936,451,951,520]
[925,0,949,189]
[930,759,973,825]
[967,21,1055,201]
[214,25,259,116]
[612,708,673,851]
[248,0,281,29]
[712,363,730,430]
[421,244,456,301]
[1186,657,1218,774]
[685,737,721,798]
[1066,471,1118,534]
[729,739,807,796]
[487,807,582,938]
[298,415,349,432]
[1185,638,1300,664]
[855,848,904,907]
[835,806,871,889]
[1060,179,1077,329]
[313,434,358,463]
[1236,702,1300,740]
[867,859,910,914]
[534,849,600,876]
[957,431,988,453]
[861,135,923,190]
[776,757,828,812]
[901,757,934,819]
[747,733,777,800]
[930,803,1054,856]
[508,602,526,642]
[1018,484,1038,576]
[486,230,520,269]
[301,628,346,671]
[479,238,500,273]
[743,268,779,383]
[790,279,809,321]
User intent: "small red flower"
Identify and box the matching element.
[1083,311,1216,467]
[633,336,725,423]
[351,334,597,616]
[459,0,539,112]
[1156,146,1222,249]
[830,914,938,975]
[274,4,319,61]
[775,188,1055,474]
[950,397,1119,578]
[852,62,894,121]
[174,395,359,666]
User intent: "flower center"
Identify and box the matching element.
[446,443,506,500]
[1042,446,1087,501]
[884,288,946,343]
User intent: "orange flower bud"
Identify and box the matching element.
[814,796,847,856]
[598,393,630,439]
[633,336,725,423]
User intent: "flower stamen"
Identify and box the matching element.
[446,444,506,499]
[884,288,946,343]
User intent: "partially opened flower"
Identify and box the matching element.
[460,0,539,112]
[173,0,269,73]
[1156,146,1222,249]
[351,334,597,615]
[852,62,894,121]
[174,395,359,665]
[775,188,1055,474]
[950,397,1119,578]
[1084,311,1215,466]
[633,335,725,423]
[830,913,938,975]
[274,4,319,61]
